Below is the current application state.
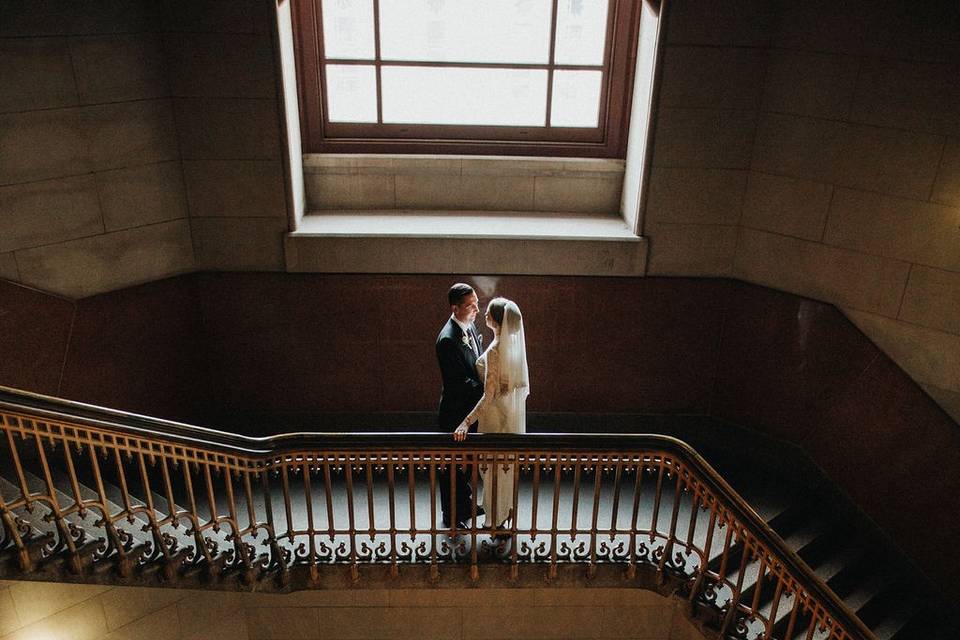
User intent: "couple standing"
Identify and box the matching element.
[436,283,529,530]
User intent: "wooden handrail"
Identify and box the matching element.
[0,385,873,640]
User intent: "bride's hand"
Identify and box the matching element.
[453,422,469,441]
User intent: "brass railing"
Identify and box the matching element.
[0,386,873,640]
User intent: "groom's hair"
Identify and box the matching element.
[448,283,474,306]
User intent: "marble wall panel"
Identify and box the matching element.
[645,223,738,276]
[161,0,256,33]
[0,38,77,112]
[0,108,88,184]
[0,253,17,281]
[183,159,286,218]
[0,175,103,252]
[849,57,960,136]
[307,173,396,210]
[15,220,195,299]
[164,33,274,98]
[533,177,620,213]
[659,46,767,110]
[0,1,158,37]
[761,49,860,120]
[666,0,775,47]
[78,99,179,171]
[932,136,960,206]
[824,188,960,272]
[70,34,168,104]
[900,266,960,336]
[653,108,757,169]
[96,161,188,231]
[740,172,833,241]
[174,98,281,160]
[191,217,287,270]
[645,168,746,225]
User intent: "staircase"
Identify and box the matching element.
[1,387,957,640]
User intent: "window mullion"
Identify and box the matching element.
[373,0,383,125]
[545,0,559,128]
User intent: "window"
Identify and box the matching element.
[293,0,641,157]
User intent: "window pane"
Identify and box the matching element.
[382,66,547,126]
[321,0,375,59]
[550,70,602,127]
[325,65,378,123]
[554,0,609,65]
[379,0,552,64]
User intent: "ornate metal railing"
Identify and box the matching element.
[0,386,873,640]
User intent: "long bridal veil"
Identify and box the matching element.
[499,300,529,434]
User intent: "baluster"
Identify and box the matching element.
[61,432,86,518]
[135,451,171,574]
[364,459,375,541]
[87,442,130,574]
[221,464,247,574]
[784,585,802,640]
[609,456,623,538]
[427,456,439,581]
[720,534,754,637]
[344,459,359,582]
[111,448,134,522]
[548,455,561,579]
[682,470,699,575]
[321,459,335,550]
[588,455,603,575]
[508,451,521,580]
[202,463,219,536]
[5,427,32,512]
[657,460,684,579]
[468,454,479,581]
[301,460,317,581]
[751,554,768,616]
[529,457,541,544]
[386,457,398,576]
[626,454,645,579]
[650,458,665,542]
[489,449,499,534]
[764,567,786,640]
[33,432,80,571]
[406,459,416,541]
[688,494,717,602]
[570,459,582,545]
[259,465,287,581]
[279,460,294,545]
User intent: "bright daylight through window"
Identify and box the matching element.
[294,0,640,157]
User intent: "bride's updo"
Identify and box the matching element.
[487,297,508,327]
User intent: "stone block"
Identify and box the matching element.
[900,265,960,336]
[161,0,256,33]
[97,161,188,231]
[307,174,395,210]
[534,176,621,213]
[0,1,158,37]
[0,108,88,184]
[245,606,319,640]
[761,49,860,120]
[0,38,77,112]
[462,605,603,639]
[653,108,756,169]
[0,587,20,636]
[660,45,766,110]
[735,227,910,317]
[601,604,674,638]
[0,252,17,281]
[15,220,195,298]
[824,188,960,272]
[741,171,833,241]
[315,607,459,639]
[178,591,249,640]
[646,167,746,225]
[932,136,960,206]
[666,0,775,47]
[0,175,103,253]
[174,97,281,159]
[922,384,960,424]
[773,0,868,56]
[98,586,186,632]
[78,99,179,171]
[646,222,738,276]
[165,33,274,98]
[2,598,107,640]
[7,581,110,628]
[70,34,168,104]
[184,159,285,217]
[850,57,960,137]
[100,604,182,640]
[846,310,960,393]
[752,112,943,200]
[192,217,286,270]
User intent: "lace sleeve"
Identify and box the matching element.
[463,347,500,426]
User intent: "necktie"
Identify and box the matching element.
[468,332,479,356]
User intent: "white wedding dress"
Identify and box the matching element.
[465,302,529,528]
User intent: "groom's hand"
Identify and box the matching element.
[453,422,469,441]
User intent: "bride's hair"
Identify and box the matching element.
[487,297,508,327]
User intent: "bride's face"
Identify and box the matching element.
[484,309,498,332]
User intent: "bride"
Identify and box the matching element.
[453,298,529,530]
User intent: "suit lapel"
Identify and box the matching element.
[449,318,478,371]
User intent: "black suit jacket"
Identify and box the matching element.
[436,317,484,429]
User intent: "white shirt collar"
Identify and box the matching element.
[451,314,474,336]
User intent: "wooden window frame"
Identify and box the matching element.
[292,0,642,158]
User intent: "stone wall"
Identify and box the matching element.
[643,0,960,422]
[0,580,698,640]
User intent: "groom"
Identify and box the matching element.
[436,282,485,528]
